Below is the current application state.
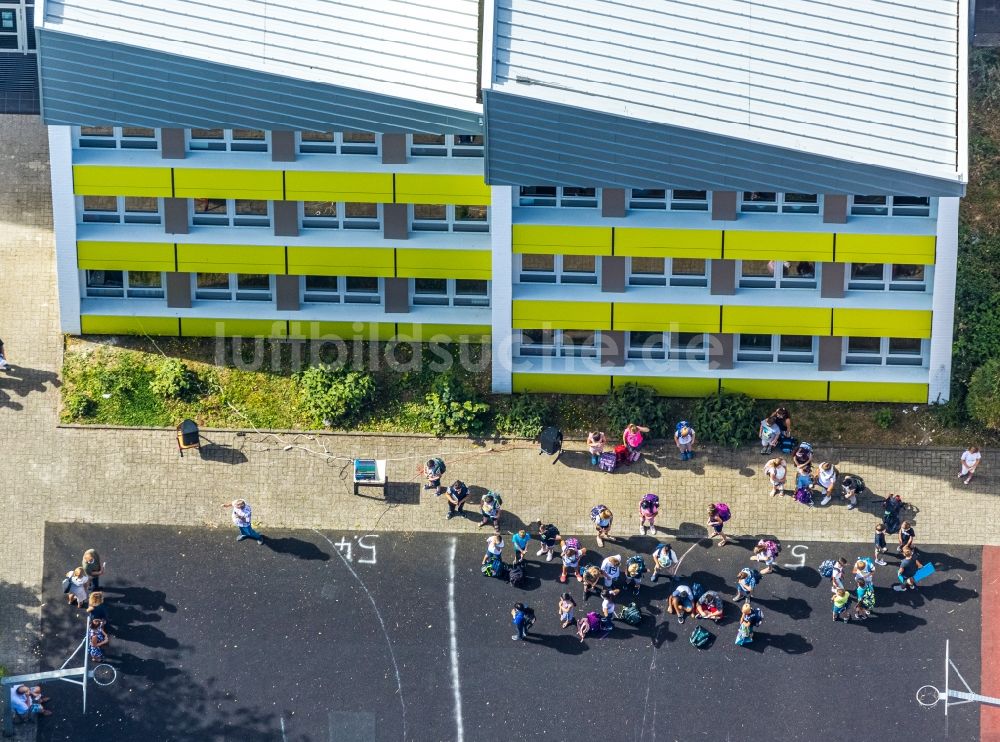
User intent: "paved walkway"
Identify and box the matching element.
[1,116,997,683]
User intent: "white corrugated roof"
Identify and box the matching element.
[489,0,966,182]
[39,0,483,113]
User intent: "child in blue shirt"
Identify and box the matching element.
[511,530,531,564]
[511,602,533,641]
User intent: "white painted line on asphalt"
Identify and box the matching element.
[280,716,287,742]
[448,537,466,742]
[672,540,702,576]
[314,530,408,741]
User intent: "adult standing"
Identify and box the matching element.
[444,480,471,520]
[222,499,264,544]
[763,457,787,497]
[815,462,838,507]
[623,423,650,457]
[88,619,110,661]
[771,407,792,438]
[64,567,90,609]
[792,443,813,477]
[87,591,110,626]
[82,549,104,591]
[959,446,981,485]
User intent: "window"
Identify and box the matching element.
[297,131,380,155]
[192,199,271,227]
[850,196,931,217]
[76,126,158,150]
[412,279,490,307]
[188,129,269,152]
[845,337,926,366]
[299,201,380,230]
[627,257,708,287]
[194,273,273,301]
[411,204,489,232]
[627,331,707,360]
[628,189,709,211]
[80,196,162,224]
[737,334,815,363]
[739,260,817,289]
[518,186,599,208]
[519,254,598,284]
[84,270,164,299]
[517,329,598,357]
[847,264,928,291]
[740,193,820,214]
[301,276,382,304]
[408,133,483,157]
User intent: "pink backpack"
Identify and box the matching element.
[586,611,602,631]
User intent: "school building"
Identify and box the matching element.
[35,0,969,403]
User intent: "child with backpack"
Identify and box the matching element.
[558,592,577,628]
[592,505,614,547]
[752,539,781,575]
[601,587,620,619]
[853,574,874,620]
[536,522,561,562]
[763,457,787,497]
[831,588,851,622]
[560,542,587,584]
[624,555,646,594]
[600,555,623,588]
[577,611,601,643]
[829,557,848,593]
[511,603,534,641]
[587,431,607,466]
[733,567,760,602]
[482,533,505,566]
[581,565,602,599]
[445,480,471,520]
[674,422,696,461]
[478,492,503,531]
[639,493,660,536]
[873,523,888,566]
[735,603,759,646]
[422,457,446,494]
[707,504,731,546]
[650,542,678,582]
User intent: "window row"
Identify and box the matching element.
[515,330,927,366]
[75,128,483,157]
[517,254,929,291]
[82,271,490,307]
[517,188,932,217]
[78,197,489,232]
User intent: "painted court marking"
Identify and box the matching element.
[782,544,809,569]
[447,537,465,742]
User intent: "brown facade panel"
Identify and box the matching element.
[707,333,734,370]
[818,336,843,371]
[383,203,409,240]
[820,261,845,298]
[600,330,626,367]
[163,198,189,234]
[165,272,192,308]
[823,194,848,224]
[382,133,407,165]
[709,259,736,295]
[601,188,626,218]
[270,130,296,163]
[601,255,626,293]
[273,200,300,237]
[711,191,737,221]
[160,128,185,159]
[275,274,300,311]
[384,276,410,313]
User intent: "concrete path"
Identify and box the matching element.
[1,115,996,683]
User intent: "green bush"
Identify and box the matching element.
[604,383,666,437]
[295,364,376,427]
[691,393,756,448]
[64,391,96,419]
[495,394,549,438]
[149,358,201,400]
[94,353,145,397]
[873,407,894,429]
[424,373,491,436]
[966,357,1000,430]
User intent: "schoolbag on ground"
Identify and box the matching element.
[641,493,659,512]
[481,556,502,577]
[689,625,712,649]
[714,503,731,522]
[591,504,608,523]
[619,603,642,626]
[598,451,618,472]
[818,560,836,578]
[539,426,563,455]
[779,435,797,454]
[507,562,524,587]
[613,444,629,464]
[794,487,813,505]
[691,582,704,600]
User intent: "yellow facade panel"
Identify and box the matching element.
[832,309,932,339]
[722,379,829,401]
[613,303,721,333]
[614,228,723,259]
[77,242,176,272]
[722,306,832,335]
[512,373,611,395]
[181,318,288,337]
[512,225,613,256]
[614,376,720,397]
[173,169,283,200]
[395,323,492,341]
[835,234,936,265]
[176,244,286,274]
[829,382,928,403]
[80,315,179,336]
[284,171,393,202]
[724,231,834,262]
[394,174,491,205]
[396,249,491,279]
[287,321,396,341]
[286,246,395,277]
[512,300,612,330]
[72,165,173,198]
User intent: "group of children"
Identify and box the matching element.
[586,421,698,470]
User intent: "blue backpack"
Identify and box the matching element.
[676,420,690,433]
[818,559,836,578]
